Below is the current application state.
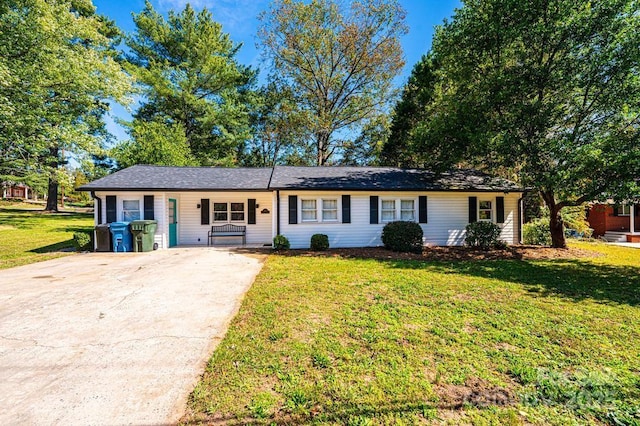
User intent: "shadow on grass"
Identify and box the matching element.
[0,208,92,229]
[385,258,640,307]
[30,239,76,253]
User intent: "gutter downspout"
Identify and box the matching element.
[276,190,281,236]
[517,190,528,244]
[91,191,102,225]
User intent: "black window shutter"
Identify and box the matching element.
[468,196,477,223]
[370,196,379,224]
[612,205,619,216]
[342,195,351,223]
[496,196,505,224]
[288,195,298,224]
[248,198,257,224]
[144,195,154,220]
[201,199,210,225]
[418,196,428,223]
[106,195,116,223]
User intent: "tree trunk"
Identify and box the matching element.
[44,146,59,212]
[548,206,567,248]
[316,130,330,165]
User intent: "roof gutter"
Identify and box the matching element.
[90,191,102,225]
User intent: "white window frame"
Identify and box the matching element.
[213,202,246,223]
[121,198,141,222]
[617,203,631,216]
[478,200,493,222]
[300,197,340,223]
[321,198,339,222]
[380,197,418,223]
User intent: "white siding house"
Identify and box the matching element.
[80,165,525,250]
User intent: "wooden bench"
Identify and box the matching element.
[208,224,246,246]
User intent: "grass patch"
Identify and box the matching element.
[184,241,640,425]
[0,203,93,269]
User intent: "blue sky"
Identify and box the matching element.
[93,0,461,144]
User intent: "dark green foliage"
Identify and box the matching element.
[125,1,256,166]
[273,235,290,250]
[464,221,502,250]
[381,54,439,167]
[72,231,92,251]
[310,234,329,251]
[381,221,423,253]
[391,0,640,247]
[523,219,552,246]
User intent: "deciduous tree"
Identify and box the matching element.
[394,0,640,247]
[258,0,407,165]
[0,0,132,211]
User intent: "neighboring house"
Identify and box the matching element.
[78,165,525,249]
[588,203,640,242]
[2,182,32,200]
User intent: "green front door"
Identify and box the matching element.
[169,198,177,247]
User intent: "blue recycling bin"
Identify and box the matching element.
[109,222,132,252]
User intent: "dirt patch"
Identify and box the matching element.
[275,245,601,262]
[435,377,515,409]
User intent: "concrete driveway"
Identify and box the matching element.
[0,248,265,425]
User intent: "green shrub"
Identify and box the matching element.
[381,221,424,253]
[465,221,503,250]
[310,233,329,251]
[73,231,92,251]
[273,234,290,250]
[523,219,552,245]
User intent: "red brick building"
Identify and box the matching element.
[588,203,640,241]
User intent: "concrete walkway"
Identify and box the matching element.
[610,242,640,249]
[0,248,265,425]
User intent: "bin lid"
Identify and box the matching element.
[109,221,130,229]
[95,223,110,229]
[130,220,157,224]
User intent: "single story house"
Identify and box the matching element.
[588,202,640,242]
[78,165,525,249]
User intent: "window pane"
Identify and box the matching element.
[302,199,316,209]
[382,200,395,210]
[231,202,244,212]
[401,210,415,221]
[123,200,139,210]
[401,200,414,210]
[382,211,395,221]
[302,210,317,220]
[323,210,337,220]
[123,211,140,221]
[214,212,228,221]
[479,201,492,210]
[479,211,491,220]
[323,199,337,209]
[231,212,244,221]
[214,203,227,212]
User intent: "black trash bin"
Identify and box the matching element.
[94,224,112,252]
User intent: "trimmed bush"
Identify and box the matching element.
[310,234,329,251]
[465,221,503,250]
[73,231,92,251]
[523,219,552,245]
[381,221,423,253]
[273,234,290,250]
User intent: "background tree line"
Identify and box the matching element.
[2,0,638,249]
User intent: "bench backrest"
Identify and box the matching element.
[211,224,246,233]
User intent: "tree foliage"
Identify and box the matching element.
[0,0,132,211]
[392,0,640,247]
[258,0,407,165]
[111,119,197,169]
[125,1,256,166]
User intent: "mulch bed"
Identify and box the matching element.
[272,245,602,262]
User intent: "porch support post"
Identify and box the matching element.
[631,204,635,234]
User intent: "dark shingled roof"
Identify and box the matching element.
[269,166,523,192]
[78,165,273,191]
[78,165,523,192]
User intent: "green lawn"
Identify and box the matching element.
[185,242,640,425]
[0,202,94,269]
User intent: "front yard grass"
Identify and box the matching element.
[185,241,640,425]
[0,201,93,269]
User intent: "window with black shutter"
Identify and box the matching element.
[342,195,351,223]
[106,195,116,223]
[288,195,298,224]
[248,199,257,224]
[418,196,428,223]
[201,199,210,225]
[144,195,154,220]
[496,196,505,224]
[370,196,379,224]
[468,196,477,223]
